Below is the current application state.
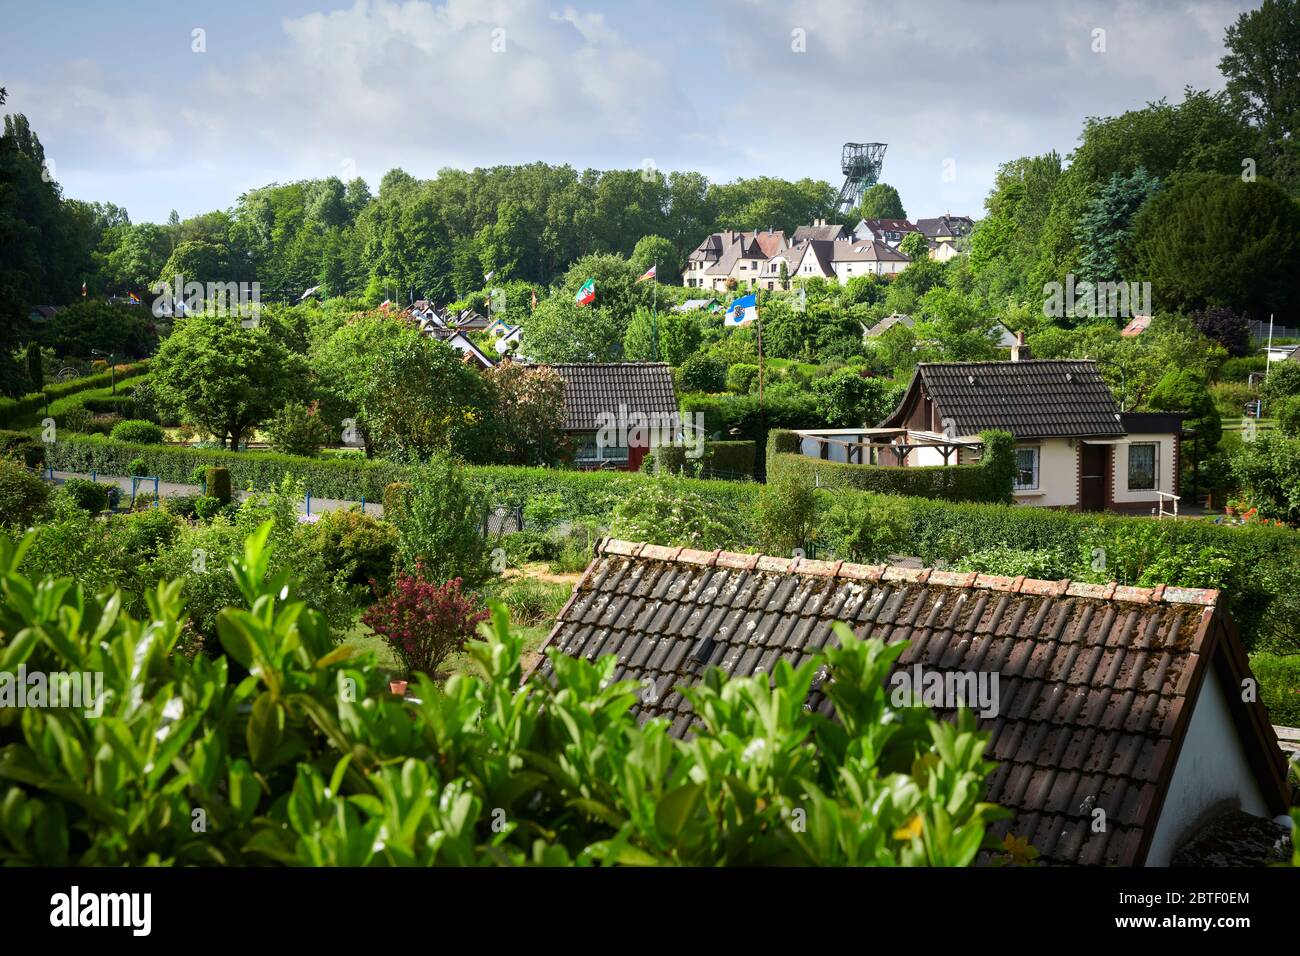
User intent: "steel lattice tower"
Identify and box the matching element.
[835,142,887,215]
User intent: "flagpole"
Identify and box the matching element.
[652,261,658,362]
[756,289,764,410]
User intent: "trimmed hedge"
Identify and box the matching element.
[40,432,1300,652]
[767,429,1015,504]
[0,361,149,428]
[703,440,757,479]
[205,467,232,504]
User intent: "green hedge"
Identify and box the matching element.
[680,392,821,478]
[703,440,756,478]
[766,429,1014,504]
[0,361,149,427]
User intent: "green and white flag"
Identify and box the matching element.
[574,279,595,307]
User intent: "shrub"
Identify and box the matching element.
[0,429,45,469]
[1275,395,1300,439]
[382,481,411,522]
[0,458,50,527]
[676,353,728,392]
[310,508,399,596]
[498,529,553,564]
[61,478,111,513]
[1231,433,1300,525]
[548,520,603,573]
[128,456,149,477]
[82,395,141,418]
[952,546,1073,580]
[1218,355,1267,383]
[110,419,165,444]
[1249,651,1300,728]
[112,508,184,560]
[392,454,490,586]
[165,493,200,519]
[206,466,232,504]
[819,494,911,564]
[360,572,488,678]
[610,480,741,550]
[726,363,759,394]
[193,495,226,522]
[264,401,333,457]
[757,470,818,556]
[491,577,570,627]
[701,440,756,480]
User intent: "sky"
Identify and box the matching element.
[0,0,1257,225]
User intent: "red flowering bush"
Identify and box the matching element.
[360,569,488,677]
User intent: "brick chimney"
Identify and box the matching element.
[1010,330,1031,362]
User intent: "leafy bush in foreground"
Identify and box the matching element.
[0,523,1002,866]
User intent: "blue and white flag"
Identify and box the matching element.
[724,293,757,327]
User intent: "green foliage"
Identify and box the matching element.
[109,418,164,444]
[852,182,907,220]
[392,453,490,586]
[757,470,818,556]
[1249,651,1300,728]
[1218,355,1267,382]
[675,353,727,392]
[1125,173,1300,317]
[480,362,568,467]
[0,429,44,468]
[1073,166,1161,282]
[701,440,756,479]
[310,508,399,596]
[819,494,912,564]
[623,307,702,365]
[264,401,333,458]
[0,458,49,526]
[1275,395,1300,438]
[609,479,742,550]
[952,545,1073,580]
[0,526,1001,866]
[1148,368,1222,452]
[0,361,149,429]
[488,577,571,628]
[206,466,232,504]
[152,313,307,448]
[128,456,148,478]
[727,363,759,394]
[810,370,898,427]
[898,231,929,261]
[766,429,1015,505]
[37,300,156,358]
[59,478,110,513]
[1261,362,1300,405]
[1231,433,1300,525]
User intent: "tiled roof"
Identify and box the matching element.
[865,312,914,337]
[917,215,975,239]
[793,223,848,243]
[529,540,1292,867]
[830,239,911,263]
[543,363,678,432]
[881,360,1126,438]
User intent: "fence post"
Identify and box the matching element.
[91,470,96,483]
[306,490,312,517]
[153,476,159,509]
[360,496,365,514]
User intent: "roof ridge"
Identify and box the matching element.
[595,538,1220,607]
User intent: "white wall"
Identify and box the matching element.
[1144,667,1271,866]
[1110,434,1178,508]
[1012,439,1078,508]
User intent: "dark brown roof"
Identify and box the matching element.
[793,223,848,243]
[880,360,1126,438]
[543,363,678,432]
[528,540,1292,867]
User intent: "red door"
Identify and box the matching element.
[1080,443,1108,511]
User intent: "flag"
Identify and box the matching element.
[81,281,87,297]
[530,288,537,310]
[574,279,595,307]
[484,270,495,283]
[635,264,656,283]
[724,293,757,326]
[128,292,141,304]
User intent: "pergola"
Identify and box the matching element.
[791,428,984,467]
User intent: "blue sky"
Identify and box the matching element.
[0,0,1255,225]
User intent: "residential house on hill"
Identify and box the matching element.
[917,214,975,243]
[682,229,787,290]
[543,362,679,471]
[529,539,1294,866]
[864,312,915,338]
[878,359,1183,512]
[853,217,919,246]
[829,239,911,281]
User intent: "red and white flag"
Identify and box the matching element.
[635,265,656,283]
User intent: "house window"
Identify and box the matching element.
[1013,446,1040,490]
[1128,442,1157,490]
[575,434,628,464]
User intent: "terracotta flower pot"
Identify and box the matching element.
[389,680,408,697]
